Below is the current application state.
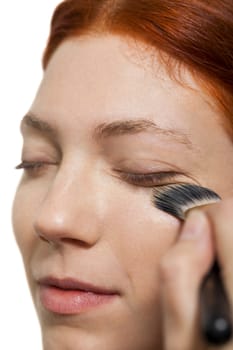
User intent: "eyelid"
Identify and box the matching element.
[116,170,185,187]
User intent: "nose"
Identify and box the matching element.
[33,165,106,247]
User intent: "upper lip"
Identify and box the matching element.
[38,276,119,295]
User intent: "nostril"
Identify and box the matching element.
[60,237,91,248]
[36,230,91,248]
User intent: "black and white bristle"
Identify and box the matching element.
[152,183,221,220]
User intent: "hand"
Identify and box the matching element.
[158,197,233,350]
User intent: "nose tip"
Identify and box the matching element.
[33,182,104,247]
[34,211,68,244]
[34,205,102,247]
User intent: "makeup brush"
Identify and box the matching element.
[152,183,232,346]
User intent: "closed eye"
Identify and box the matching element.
[115,170,187,187]
[15,161,58,176]
[15,161,47,170]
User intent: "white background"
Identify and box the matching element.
[0,2,61,349]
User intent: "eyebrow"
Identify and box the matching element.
[21,113,56,135]
[21,113,193,149]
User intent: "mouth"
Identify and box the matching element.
[38,276,119,315]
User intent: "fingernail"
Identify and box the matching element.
[180,210,207,240]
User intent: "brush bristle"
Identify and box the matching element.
[152,184,221,220]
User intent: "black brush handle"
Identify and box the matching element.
[200,260,232,345]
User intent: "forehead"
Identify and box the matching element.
[30,35,220,137]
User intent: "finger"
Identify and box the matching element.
[205,198,233,302]
[159,210,215,350]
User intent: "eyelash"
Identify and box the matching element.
[117,170,183,187]
[15,161,183,187]
[15,161,56,173]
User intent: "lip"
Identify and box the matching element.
[38,276,119,315]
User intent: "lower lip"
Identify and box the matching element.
[39,285,117,315]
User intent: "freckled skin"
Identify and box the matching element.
[12,35,233,350]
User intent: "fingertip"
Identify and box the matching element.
[180,210,209,240]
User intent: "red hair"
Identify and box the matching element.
[42,0,233,135]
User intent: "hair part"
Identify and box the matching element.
[42,0,233,136]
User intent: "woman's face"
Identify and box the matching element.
[12,35,233,350]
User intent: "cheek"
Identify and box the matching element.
[12,180,46,263]
[105,190,181,294]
